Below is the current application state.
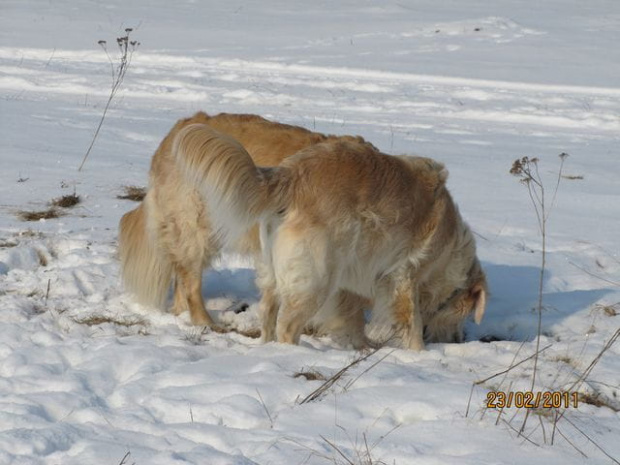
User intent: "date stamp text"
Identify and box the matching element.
[486,391,579,409]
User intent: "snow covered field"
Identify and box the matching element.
[1,1,619,463]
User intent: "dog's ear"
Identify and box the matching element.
[471,281,486,324]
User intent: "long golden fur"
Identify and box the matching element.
[118,112,370,334]
[172,123,487,350]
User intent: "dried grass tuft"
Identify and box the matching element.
[578,392,619,412]
[294,370,327,382]
[117,185,146,201]
[18,208,64,221]
[73,314,147,328]
[51,193,81,208]
[593,302,619,317]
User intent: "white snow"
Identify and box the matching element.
[1,1,619,464]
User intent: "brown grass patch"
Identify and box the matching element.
[531,407,556,419]
[578,392,619,411]
[51,193,81,208]
[18,208,64,221]
[18,229,44,238]
[117,185,146,201]
[17,194,81,222]
[552,355,574,365]
[73,314,147,327]
[595,302,619,317]
[294,369,327,382]
[0,239,18,248]
[229,327,261,339]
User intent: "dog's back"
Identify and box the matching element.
[282,142,447,241]
[171,112,369,166]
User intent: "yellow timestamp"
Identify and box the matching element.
[486,391,579,409]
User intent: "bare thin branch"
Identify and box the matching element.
[79,30,138,171]
[562,414,620,464]
[343,349,395,391]
[525,182,544,234]
[554,424,589,459]
[546,153,567,222]
[300,348,381,404]
[501,419,540,447]
[473,344,552,385]
[567,328,620,393]
[320,435,355,465]
[256,388,274,428]
[569,261,620,287]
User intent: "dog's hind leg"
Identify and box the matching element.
[174,262,222,330]
[171,274,186,316]
[277,292,327,345]
[259,286,280,343]
[254,257,279,342]
[271,224,336,345]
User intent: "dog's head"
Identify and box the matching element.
[424,257,487,344]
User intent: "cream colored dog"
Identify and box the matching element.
[172,123,487,350]
[119,112,370,343]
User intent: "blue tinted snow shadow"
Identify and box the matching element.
[199,262,610,343]
[202,267,259,303]
[466,263,610,342]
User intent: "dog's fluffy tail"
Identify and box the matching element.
[173,123,289,247]
[118,199,173,309]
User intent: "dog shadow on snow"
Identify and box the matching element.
[202,267,260,308]
[200,263,610,344]
[465,263,611,343]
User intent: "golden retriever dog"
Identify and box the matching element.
[119,112,370,340]
[172,124,487,350]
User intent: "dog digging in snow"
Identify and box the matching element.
[119,112,373,343]
[170,123,487,350]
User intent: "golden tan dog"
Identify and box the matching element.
[172,124,487,350]
[119,112,370,342]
